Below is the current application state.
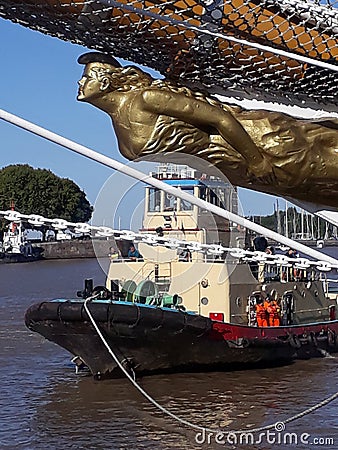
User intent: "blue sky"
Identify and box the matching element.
[1,18,279,223]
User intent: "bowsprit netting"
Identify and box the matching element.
[1,0,337,109]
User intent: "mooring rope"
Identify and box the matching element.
[83,297,338,436]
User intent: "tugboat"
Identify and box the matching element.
[25,165,338,378]
[0,219,43,263]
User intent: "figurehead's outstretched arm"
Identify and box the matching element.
[141,89,274,180]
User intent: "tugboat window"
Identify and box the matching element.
[208,188,226,208]
[164,193,177,211]
[148,188,161,212]
[210,189,218,206]
[217,188,226,209]
[180,187,194,211]
[199,184,207,200]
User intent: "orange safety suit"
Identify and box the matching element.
[255,303,268,327]
[265,300,280,327]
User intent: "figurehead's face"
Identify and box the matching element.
[77,63,108,102]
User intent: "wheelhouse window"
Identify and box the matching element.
[148,188,161,212]
[216,188,226,209]
[180,187,194,211]
[164,192,177,211]
[199,184,207,200]
[204,187,227,208]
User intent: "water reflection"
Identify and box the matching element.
[24,359,337,450]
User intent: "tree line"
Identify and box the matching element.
[0,164,92,230]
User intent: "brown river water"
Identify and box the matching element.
[0,259,337,449]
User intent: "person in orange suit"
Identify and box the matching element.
[264,295,281,326]
[255,297,268,327]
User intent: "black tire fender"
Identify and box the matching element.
[327,329,337,347]
[307,332,317,347]
[289,334,301,349]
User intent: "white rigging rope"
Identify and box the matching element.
[1,108,338,267]
[84,296,338,436]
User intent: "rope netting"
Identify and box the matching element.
[1,0,337,109]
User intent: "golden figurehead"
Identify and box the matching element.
[77,52,338,209]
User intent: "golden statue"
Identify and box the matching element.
[77,52,338,208]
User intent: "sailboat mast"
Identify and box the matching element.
[276,200,281,235]
[285,200,288,239]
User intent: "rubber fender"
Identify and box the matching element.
[307,332,318,347]
[184,314,212,335]
[135,306,163,328]
[289,334,302,349]
[227,338,250,349]
[80,302,110,322]
[56,302,84,321]
[327,329,337,347]
[161,308,186,333]
[109,302,140,326]
[24,301,60,324]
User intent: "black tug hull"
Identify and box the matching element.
[25,300,338,378]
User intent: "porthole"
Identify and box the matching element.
[201,297,209,305]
